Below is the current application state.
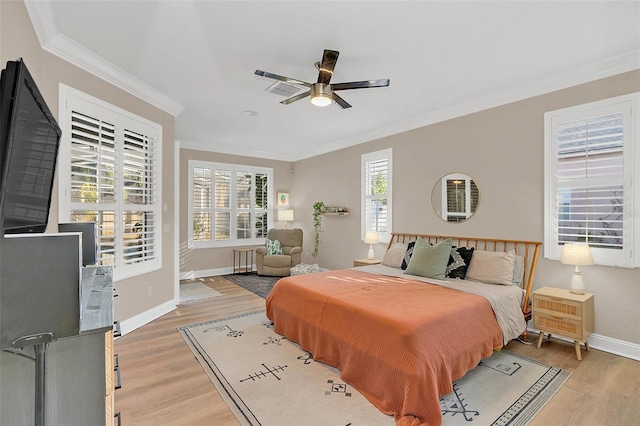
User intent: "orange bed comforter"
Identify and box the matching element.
[265,269,504,426]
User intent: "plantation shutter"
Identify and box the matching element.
[362,149,392,243]
[192,167,212,241]
[555,113,624,249]
[188,161,273,247]
[69,110,117,265]
[60,87,162,280]
[545,93,636,268]
[121,124,158,265]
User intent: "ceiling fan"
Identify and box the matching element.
[255,49,390,109]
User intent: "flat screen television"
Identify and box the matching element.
[0,58,62,236]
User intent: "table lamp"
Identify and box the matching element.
[560,243,593,294]
[277,209,294,229]
[364,231,379,260]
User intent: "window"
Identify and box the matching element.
[58,85,162,280]
[188,160,272,248]
[544,93,639,268]
[362,148,392,243]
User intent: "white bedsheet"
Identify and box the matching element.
[354,264,526,344]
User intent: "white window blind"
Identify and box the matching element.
[189,160,272,248]
[59,85,162,280]
[545,93,638,268]
[362,148,392,243]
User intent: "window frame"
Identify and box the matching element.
[361,148,393,244]
[188,160,273,249]
[544,92,639,268]
[58,85,163,281]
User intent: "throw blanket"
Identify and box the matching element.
[265,269,503,426]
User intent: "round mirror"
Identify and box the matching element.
[431,173,480,223]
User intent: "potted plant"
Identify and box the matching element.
[312,201,325,257]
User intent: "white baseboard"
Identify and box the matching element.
[528,327,640,361]
[117,299,176,337]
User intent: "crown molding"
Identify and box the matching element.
[295,50,640,161]
[178,139,297,163]
[24,1,185,117]
[24,0,638,160]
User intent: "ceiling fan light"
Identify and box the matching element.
[310,83,332,107]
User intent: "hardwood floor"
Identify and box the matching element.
[114,278,640,425]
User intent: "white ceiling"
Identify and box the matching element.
[24,1,640,162]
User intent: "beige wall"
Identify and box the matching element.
[179,148,293,275]
[291,70,640,345]
[4,0,638,347]
[1,1,177,323]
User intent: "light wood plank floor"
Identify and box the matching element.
[114,277,640,425]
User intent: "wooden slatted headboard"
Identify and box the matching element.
[387,233,542,314]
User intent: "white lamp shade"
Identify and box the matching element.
[364,231,379,245]
[560,244,594,266]
[277,209,294,222]
[561,243,593,295]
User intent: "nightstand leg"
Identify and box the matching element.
[574,341,582,361]
[585,340,590,352]
[536,332,544,349]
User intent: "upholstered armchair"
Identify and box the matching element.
[256,228,303,276]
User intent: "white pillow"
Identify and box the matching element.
[381,243,408,268]
[466,250,516,286]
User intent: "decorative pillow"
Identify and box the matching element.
[382,242,408,268]
[404,239,452,280]
[465,249,516,285]
[446,246,474,279]
[401,241,416,270]
[266,239,283,255]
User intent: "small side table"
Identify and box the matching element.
[353,258,382,267]
[532,286,594,360]
[232,247,254,274]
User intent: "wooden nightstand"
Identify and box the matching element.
[353,258,382,267]
[533,286,594,360]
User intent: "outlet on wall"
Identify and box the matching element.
[147,286,152,297]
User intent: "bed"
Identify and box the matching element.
[265,233,541,426]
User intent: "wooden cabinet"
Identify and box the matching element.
[353,258,382,267]
[533,286,594,360]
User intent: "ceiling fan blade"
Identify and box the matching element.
[280,90,311,105]
[331,92,352,109]
[331,79,390,91]
[317,50,339,85]
[255,70,312,88]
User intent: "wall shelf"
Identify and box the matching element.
[321,206,349,216]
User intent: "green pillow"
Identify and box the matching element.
[404,238,452,280]
[266,239,283,255]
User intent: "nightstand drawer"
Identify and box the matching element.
[533,314,584,341]
[533,295,583,321]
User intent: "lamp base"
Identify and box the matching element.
[367,245,375,260]
[570,268,585,295]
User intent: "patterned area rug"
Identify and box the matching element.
[222,273,280,298]
[179,311,570,426]
[179,282,223,303]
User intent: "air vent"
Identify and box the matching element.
[265,81,302,97]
